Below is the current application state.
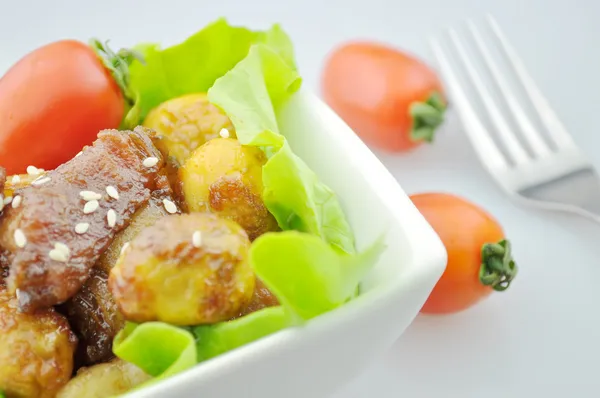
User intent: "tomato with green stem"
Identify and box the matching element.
[410,193,518,314]
[321,41,447,153]
[0,39,138,174]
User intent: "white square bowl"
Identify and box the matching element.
[129,88,447,398]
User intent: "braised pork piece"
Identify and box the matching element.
[0,128,176,312]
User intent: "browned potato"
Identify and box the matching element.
[142,93,236,166]
[180,138,279,241]
[109,213,255,325]
[234,278,280,319]
[62,269,125,367]
[56,358,150,398]
[0,287,77,398]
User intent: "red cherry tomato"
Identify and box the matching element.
[0,40,125,174]
[410,193,518,314]
[321,41,446,152]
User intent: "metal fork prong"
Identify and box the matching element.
[466,20,552,158]
[429,37,508,171]
[447,28,529,165]
[486,14,576,150]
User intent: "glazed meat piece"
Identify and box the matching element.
[0,128,174,312]
[95,188,172,275]
[63,269,124,367]
[64,188,172,366]
[109,213,255,325]
[0,286,77,398]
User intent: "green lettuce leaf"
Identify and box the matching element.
[193,306,290,362]
[123,18,297,127]
[113,322,196,379]
[207,44,356,254]
[250,231,386,320]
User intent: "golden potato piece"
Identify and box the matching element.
[0,288,77,398]
[180,138,279,241]
[143,93,236,165]
[109,213,255,325]
[56,358,150,398]
[234,278,279,319]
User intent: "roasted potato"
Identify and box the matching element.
[56,358,150,398]
[180,138,279,241]
[142,93,236,166]
[109,213,255,325]
[234,278,279,319]
[0,287,77,398]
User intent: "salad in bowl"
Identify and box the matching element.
[0,18,398,398]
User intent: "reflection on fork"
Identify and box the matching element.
[429,14,600,224]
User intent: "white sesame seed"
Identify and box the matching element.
[49,248,68,262]
[26,165,43,176]
[31,176,51,186]
[83,200,99,214]
[163,199,177,214]
[79,191,102,201]
[54,242,70,256]
[11,175,21,184]
[11,195,22,209]
[219,128,230,138]
[14,229,26,248]
[107,209,117,228]
[106,186,119,200]
[3,196,12,205]
[192,231,202,248]
[75,223,90,234]
[120,242,130,256]
[143,157,159,168]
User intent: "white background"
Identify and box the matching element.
[2,0,600,397]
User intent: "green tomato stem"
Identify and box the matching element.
[408,91,447,143]
[479,239,518,291]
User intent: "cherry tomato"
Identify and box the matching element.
[410,193,517,314]
[321,41,446,153]
[0,40,125,174]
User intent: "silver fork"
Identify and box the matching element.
[430,15,600,224]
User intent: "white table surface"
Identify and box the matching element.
[2,1,600,397]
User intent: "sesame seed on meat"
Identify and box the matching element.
[0,129,170,312]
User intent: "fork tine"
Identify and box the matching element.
[466,20,551,158]
[486,14,576,150]
[429,37,508,171]
[447,28,529,165]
